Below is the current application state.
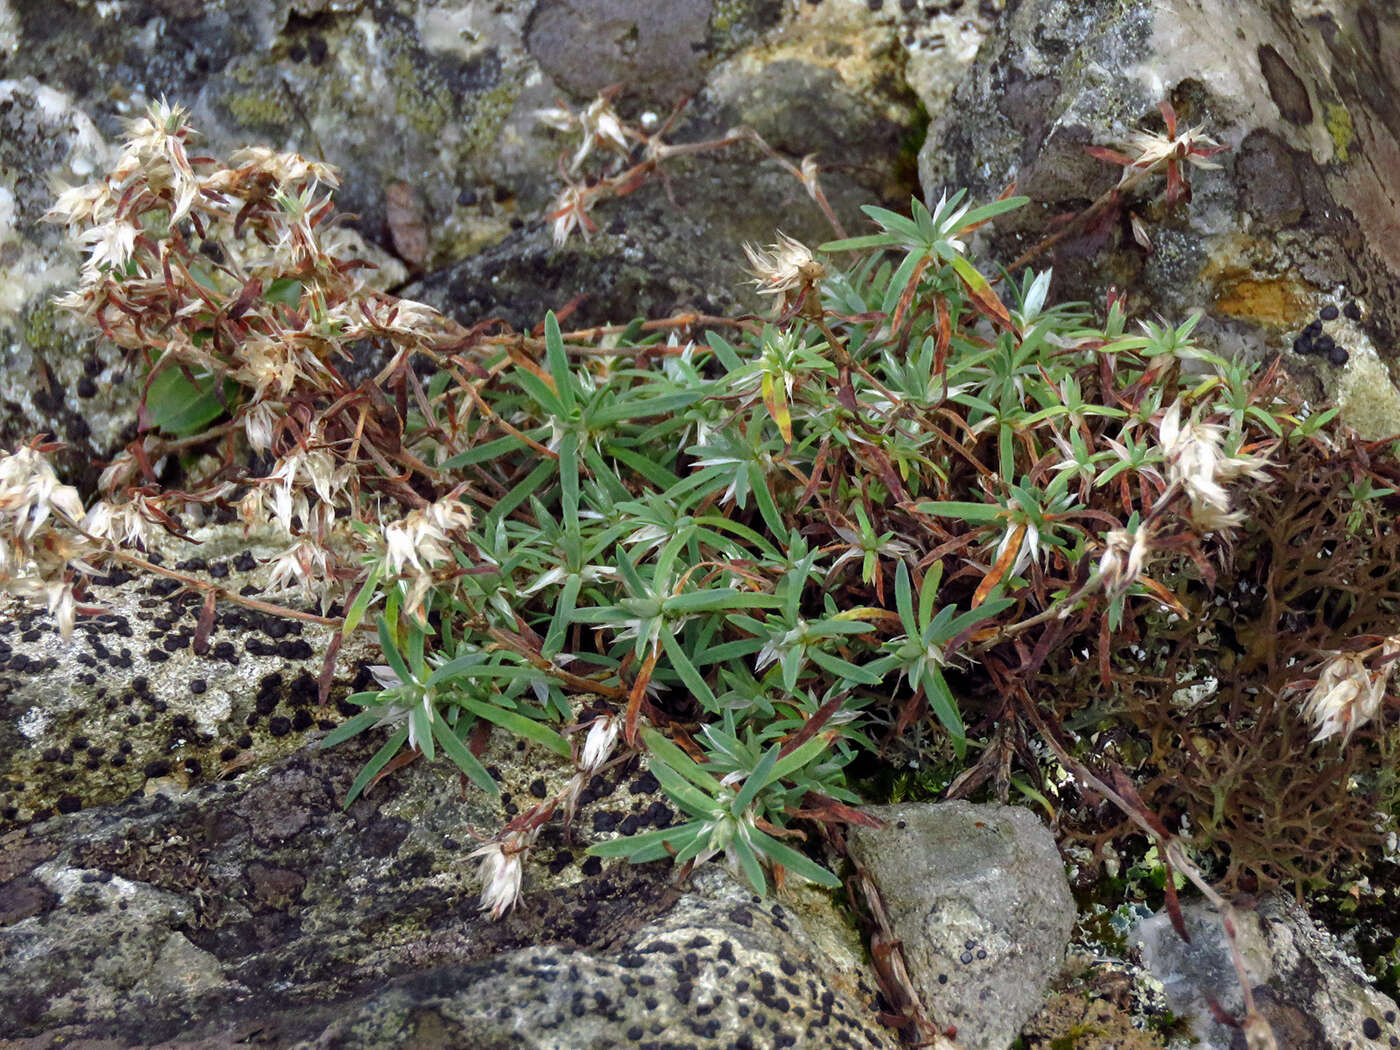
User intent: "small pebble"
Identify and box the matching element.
[1319,304,1339,320]
[1329,345,1349,366]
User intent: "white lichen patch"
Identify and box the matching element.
[17,705,49,740]
[0,1,19,55]
[1331,324,1400,440]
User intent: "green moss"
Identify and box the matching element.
[459,78,522,155]
[1325,103,1354,163]
[22,298,62,352]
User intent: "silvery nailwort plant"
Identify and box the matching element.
[4,99,1384,1002]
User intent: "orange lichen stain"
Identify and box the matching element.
[1209,275,1312,328]
[1201,238,1313,329]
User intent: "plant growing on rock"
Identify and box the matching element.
[10,98,1400,1046]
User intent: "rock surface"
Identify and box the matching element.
[923,0,1400,436]
[846,801,1076,1050]
[1132,891,1400,1050]
[1,621,896,1048]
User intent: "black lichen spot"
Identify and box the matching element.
[278,639,313,660]
[143,760,172,778]
[580,856,603,877]
[56,794,82,814]
[1319,304,1339,320]
[1361,1017,1381,1039]
[1345,301,1362,321]
[268,716,292,737]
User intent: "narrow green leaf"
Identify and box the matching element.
[559,431,580,524]
[732,745,781,814]
[432,716,500,796]
[485,459,556,533]
[342,564,383,638]
[640,727,724,793]
[586,825,685,860]
[344,725,409,807]
[413,705,435,761]
[542,573,582,660]
[894,561,916,633]
[922,664,966,758]
[650,758,724,819]
[914,500,1003,523]
[661,628,718,710]
[458,698,571,758]
[747,827,841,887]
[319,708,381,749]
[543,311,577,416]
[818,233,899,252]
[376,617,413,686]
[808,647,882,685]
[730,835,769,894]
[441,435,528,469]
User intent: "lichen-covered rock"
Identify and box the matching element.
[1,688,894,1049]
[279,866,898,1050]
[1132,891,1400,1050]
[921,0,1400,434]
[0,523,377,827]
[846,801,1075,1050]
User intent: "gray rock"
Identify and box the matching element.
[921,0,1400,433]
[1132,892,1400,1050]
[846,801,1075,1050]
[0,523,378,826]
[283,866,898,1050]
[1,619,896,1048]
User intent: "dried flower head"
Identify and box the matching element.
[742,233,826,312]
[0,442,95,637]
[468,825,539,920]
[1157,400,1271,531]
[1296,636,1399,747]
[1097,525,1150,598]
[1088,101,1228,207]
[579,713,621,774]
